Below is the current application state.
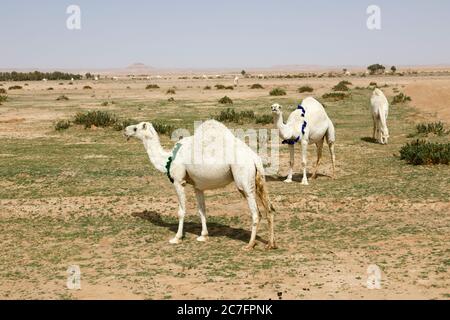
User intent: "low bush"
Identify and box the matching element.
[399,140,450,165]
[269,88,286,96]
[56,95,69,101]
[414,122,448,136]
[146,84,159,89]
[250,83,264,89]
[0,88,6,94]
[168,97,175,102]
[166,88,176,94]
[203,86,211,90]
[54,120,71,131]
[0,94,7,105]
[332,81,350,91]
[214,108,254,123]
[298,85,313,93]
[8,85,22,90]
[47,87,54,90]
[391,93,411,104]
[74,110,118,128]
[101,101,109,106]
[218,96,233,104]
[152,121,175,136]
[113,118,137,131]
[255,114,273,124]
[83,85,93,90]
[322,92,349,101]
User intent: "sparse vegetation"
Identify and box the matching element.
[400,140,450,165]
[367,63,386,75]
[166,88,176,94]
[214,108,254,123]
[298,85,313,93]
[203,85,211,90]
[83,85,93,90]
[8,85,22,90]
[0,88,6,94]
[0,71,81,81]
[322,92,349,101]
[56,95,69,101]
[113,118,137,131]
[101,101,109,106]
[255,114,273,125]
[146,84,160,89]
[73,110,118,128]
[168,97,175,102]
[250,83,264,89]
[152,120,175,136]
[54,120,71,131]
[333,81,351,91]
[392,93,412,104]
[0,94,7,105]
[413,122,448,136]
[47,87,54,90]
[218,96,233,104]
[269,88,286,96]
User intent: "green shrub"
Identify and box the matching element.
[8,85,22,90]
[218,96,233,104]
[0,94,7,105]
[214,108,254,123]
[0,88,6,94]
[54,120,71,131]
[322,92,349,101]
[152,121,175,136]
[369,82,377,87]
[269,88,286,96]
[414,122,448,136]
[74,110,118,128]
[56,95,69,101]
[83,85,92,90]
[298,85,313,93]
[255,114,273,124]
[250,83,264,89]
[332,81,350,91]
[166,88,176,94]
[146,84,159,89]
[400,140,450,165]
[113,118,137,131]
[392,93,411,104]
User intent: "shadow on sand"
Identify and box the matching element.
[132,210,266,244]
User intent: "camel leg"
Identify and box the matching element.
[194,188,208,242]
[372,119,376,140]
[243,194,260,250]
[301,140,309,185]
[170,182,186,244]
[284,144,294,183]
[231,165,260,250]
[329,142,336,179]
[311,139,324,179]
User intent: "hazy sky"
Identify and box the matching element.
[1,0,449,69]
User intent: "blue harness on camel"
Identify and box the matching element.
[281,105,308,145]
[165,142,182,183]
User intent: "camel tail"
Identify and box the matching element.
[254,160,276,216]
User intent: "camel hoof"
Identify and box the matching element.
[284,178,292,183]
[301,180,309,186]
[265,243,278,250]
[169,237,181,244]
[242,243,256,251]
[196,235,208,242]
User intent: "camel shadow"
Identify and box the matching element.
[361,137,378,144]
[265,172,329,182]
[132,210,266,244]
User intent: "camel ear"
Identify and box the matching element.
[142,123,147,130]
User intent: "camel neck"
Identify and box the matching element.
[143,137,171,173]
[274,113,291,139]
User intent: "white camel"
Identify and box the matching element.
[271,97,336,185]
[234,76,239,87]
[124,120,277,250]
[370,88,389,144]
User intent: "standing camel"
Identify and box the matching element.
[124,120,277,250]
[370,88,389,144]
[271,97,336,185]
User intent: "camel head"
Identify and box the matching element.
[271,103,282,115]
[380,126,389,144]
[124,122,158,141]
